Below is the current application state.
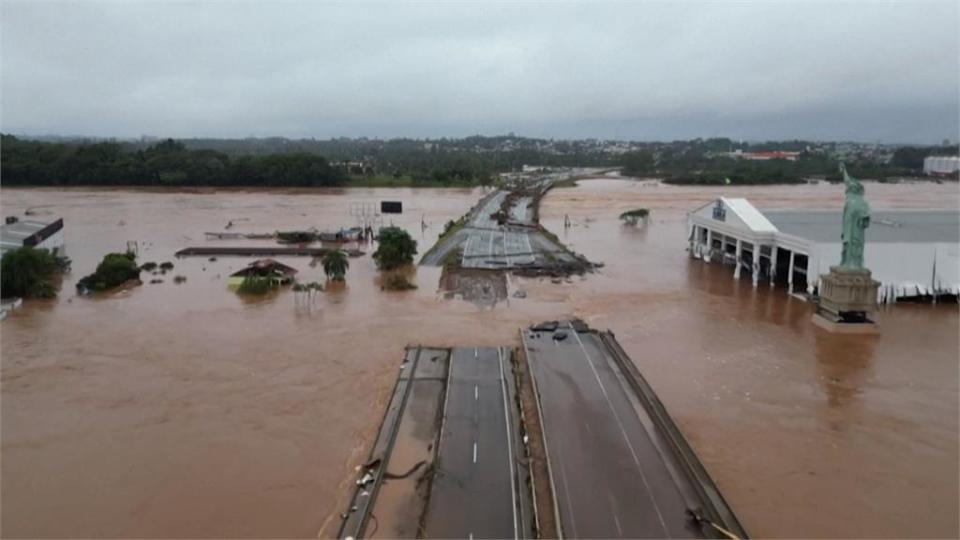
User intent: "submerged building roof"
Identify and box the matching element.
[762,209,959,244]
[1,218,64,254]
[229,258,298,278]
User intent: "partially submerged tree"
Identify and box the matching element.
[322,249,349,281]
[373,227,418,270]
[1,247,64,299]
[77,252,141,292]
[383,274,417,291]
[619,208,650,226]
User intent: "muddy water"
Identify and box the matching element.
[1,182,957,538]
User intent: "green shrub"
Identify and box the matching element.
[1,247,62,298]
[373,227,417,270]
[140,261,158,271]
[173,275,187,284]
[277,230,317,244]
[77,252,141,292]
[383,274,417,290]
[159,261,174,271]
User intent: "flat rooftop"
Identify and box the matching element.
[1,218,63,253]
[761,209,959,244]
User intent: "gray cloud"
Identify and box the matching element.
[2,1,957,143]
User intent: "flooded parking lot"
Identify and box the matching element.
[1,181,957,538]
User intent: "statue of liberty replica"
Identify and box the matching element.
[812,163,880,332]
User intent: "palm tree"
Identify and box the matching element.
[322,249,349,281]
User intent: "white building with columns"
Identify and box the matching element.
[688,198,959,303]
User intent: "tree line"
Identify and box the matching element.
[3,134,956,187]
[1,135,347,187]
[619,141,959,185]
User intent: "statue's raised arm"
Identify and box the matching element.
[840,162,855,187]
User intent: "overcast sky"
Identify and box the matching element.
[2,1,957,143]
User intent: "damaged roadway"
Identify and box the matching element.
[523,321,748,539]
[337,346,532,540]
[419,171,594,276]
[339,325,748,539]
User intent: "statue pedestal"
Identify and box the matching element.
[811,266,880,333]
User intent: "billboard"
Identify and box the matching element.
[381,201,403,214]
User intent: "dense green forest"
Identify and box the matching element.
[2,134,956,187]
[1,136,346,187]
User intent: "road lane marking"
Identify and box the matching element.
[487,229,494,261]
[475,385,478,400]
[568,323,671,538]
[473,442,478,463]
[609,491,624,537]
[556,444,579,538]
[498,347,520,539]
[503,230,511,266]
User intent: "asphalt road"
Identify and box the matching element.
[526,323,700,539]
[420,176,579,270]
[423,347,519,539]
[461,228,536,269]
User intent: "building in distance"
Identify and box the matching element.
[923,156,960,177]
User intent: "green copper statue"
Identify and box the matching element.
[839,163,870,269]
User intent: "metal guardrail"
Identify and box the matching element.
[337,347,422,539]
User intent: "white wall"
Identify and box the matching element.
[810,242,960,302]
[36,228,65,254]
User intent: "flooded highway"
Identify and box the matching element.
[1,181,958,538]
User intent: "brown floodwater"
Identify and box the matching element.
[1,181,957,538]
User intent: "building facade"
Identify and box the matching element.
[688,198,959,303]
[923,156,960,177]
[0,217,65,256]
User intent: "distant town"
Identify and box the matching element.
[3,134,958,189]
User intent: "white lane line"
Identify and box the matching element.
[463,234,475,267]
[487,229,494,262]
[473,442,478,464]
[609,491,623,537]
[475,347,478,358]
[568,322,671,538]
[503,229,511,266]
[556,444,579,538]
[475,384,478,400]
[498,347,520,540]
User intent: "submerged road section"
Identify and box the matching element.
[419,170,591,274]
[523,321,748,539]
[338,346,532,540]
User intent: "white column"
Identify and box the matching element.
[787,250,795,292]
[751,244,760,287]
[769,245,778,287]
[689,225,697,257]
[705,228,713,263]
[733,238,743,279]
